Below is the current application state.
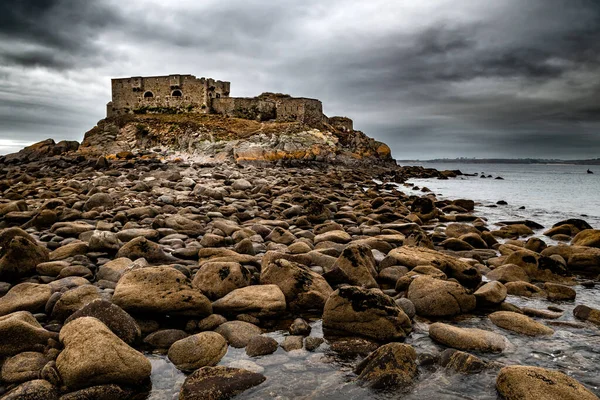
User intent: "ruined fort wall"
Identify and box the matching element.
[108,75,230,116]
[211,98,276,121]
[275,98,325,127]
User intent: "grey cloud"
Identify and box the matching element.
[1,0,600,159]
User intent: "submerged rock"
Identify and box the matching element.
[354,343,418,389]
[179,366,266,400]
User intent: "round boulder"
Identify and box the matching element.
[168,332,228,371]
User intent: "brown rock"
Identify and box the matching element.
[489,311,554,336]
[429,322,507,353]
[355,343,418,389]
[179,366,266,400]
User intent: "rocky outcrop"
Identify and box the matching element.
[2,139,79,164]
[80,114,394,167]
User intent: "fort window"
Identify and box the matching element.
[143,91,154,98]
[171,90,183,97]
[216,93,221,98]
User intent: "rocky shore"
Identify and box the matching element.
[0,135,599,399]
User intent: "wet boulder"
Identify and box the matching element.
[407,276,476,317]
[56,317,151,390]
[429,322,508,353]
[0,311,56,357]
[64,299,141,345]
[474,281,507,306]
[192,262,251,300]
[544,282,576,301]
[322,286,412,342]
[486,264,530,283]
[112,266,212,317]
[215,321,262,348]
[179,366,266,400]
[324,244,378,288]
[0,283,52,317]
[489,311,554,336]
[496,366,598,400]
[260,258,333,312]
[386,246,481,288]
[0,228,49,281]
[573,305,600,325]
[571,229,600,248]
[504,250,570,282]
[0,379,58,400]
[212,284,286,318]
[354,343,418,389]
[168,332,228,371]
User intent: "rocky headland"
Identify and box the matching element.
[0,112,599,399]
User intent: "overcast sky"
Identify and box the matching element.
[1,0,599,159]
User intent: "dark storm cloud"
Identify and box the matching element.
[1,0,600,158]
[0,0,120,69]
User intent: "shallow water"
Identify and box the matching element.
[399,162,600,229]
[146,163,600,399]
[147,284,600,399]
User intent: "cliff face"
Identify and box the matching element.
[79,114,393,166]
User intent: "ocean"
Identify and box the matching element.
[397,162,600,230]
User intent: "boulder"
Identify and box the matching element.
[65,299,141,345]
[88,230,121,252]
[544,282,576,301]
[144,329,189,349]
[51,284,104,321]
[386,246,481,288]
[0,311,56,357]
[0,379,58,400]
[1,351,48,383]
[112,266,212,317]
[496,365,599,400]
[486,264,530,283]
[153,214,204,237]
[179,366,266,400]
[489,311,554,336]
[260,258,333,311]
[212,284,286,318]
[505,281,545,297]
[215,321,262,348]
[504,250,570,282]
[571,229,600,248]
[0,228,49,281]
[168,332,228,371]
[322,286,412,342]
[280,335,304,352]
[354,343,418,389]
[0,283,52,317]
[573,305,600,325]
[83,193,114,211]
[324,244,378,288]
[440,349,487,374]
[56,317,151,390]
[429,322,507,353]
[96,257,133,282]
[474,281,507,305]
[115,237,178,264]
[245,336,278,357]
[192,262,251,300]
[407,276,476,317]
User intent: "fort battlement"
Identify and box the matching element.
[106,74,351,130]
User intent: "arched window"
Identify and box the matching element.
[143,91,154,98]
[171,90,182,97]
[216,93,221,98]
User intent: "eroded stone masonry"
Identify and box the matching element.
[106,74,352,130]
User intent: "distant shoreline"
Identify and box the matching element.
[396,158,600,165]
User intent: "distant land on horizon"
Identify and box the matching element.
[397,158,600,166]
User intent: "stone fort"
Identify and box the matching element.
[107,74,353,132]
